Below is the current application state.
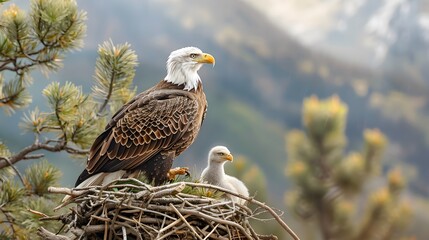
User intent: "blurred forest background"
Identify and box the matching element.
[1,0,429,239]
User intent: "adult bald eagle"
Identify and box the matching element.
[200,146,249,205]
[75,47,215,187]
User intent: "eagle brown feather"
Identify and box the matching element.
[75,47,213,187]
[75,81,207,186]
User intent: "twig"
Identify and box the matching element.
[0,207,17,237]
[121,226,127,240]
[97,66,116,116]
[184,182,300,240]
[0,156,25,186]
[28,208,49,218]
[23,154,45,159]
[169,203,203,240]
[202,223,220,240]
[157,217,182,237]
[37,227,70,240]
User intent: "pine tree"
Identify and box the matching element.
[0,0,138,237]
[285,95,412,240]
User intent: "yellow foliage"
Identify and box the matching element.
[334,153,365,193]
[329,95,342,115]
[302,95,348,135]
[388,168,406,193]
[371,188,391,207]
[334,199,355,222]
[393,201,413,226]
[302,95,319,128]
[286,161,307,178]
[345,153,364,170]
[3,4,21,18]
[364,128,387,150]
[286,94,411,239]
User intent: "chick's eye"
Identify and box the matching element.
[190,53,197,58]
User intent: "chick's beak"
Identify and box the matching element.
[196,53,215,65]
[224,153,233,161]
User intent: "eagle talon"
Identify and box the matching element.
[167,167,190,181]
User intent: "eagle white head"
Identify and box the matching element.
[164,47,215,91]
[208,146,233,165]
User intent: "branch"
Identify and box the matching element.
[65,146,89,155]
[0,57,56,72]
[0,156,25,186]
[37,227,70,240]
[0,60,12,70]
[23,154,45,159]
[0,140,87,169]
[0,207,17,237]
[97,69,116,116]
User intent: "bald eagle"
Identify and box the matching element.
[75,47,215,187]
[200,146,249,205]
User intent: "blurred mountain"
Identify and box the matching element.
[244,0,429,66]
[2,0,429,206]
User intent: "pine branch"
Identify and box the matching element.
[0,141,74,169]
[92,40,138,115]
[0,207,17,237]
[0,1,87,112]
[0,139,89,169]
[0,56,57,72]
[97,67,115,115]
[0,157,25,186]
[0,85,25,105]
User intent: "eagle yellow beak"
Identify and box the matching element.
[196,53,215,65]
[224,153,233,161]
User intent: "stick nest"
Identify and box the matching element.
[39,179,299,240]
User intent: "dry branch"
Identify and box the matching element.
[38,179,299,240]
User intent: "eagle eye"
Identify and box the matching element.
[190,53,197,59]
[218,152,225,156]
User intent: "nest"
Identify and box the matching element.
[38,179,299,240]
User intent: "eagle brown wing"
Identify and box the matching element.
[85,89,202,175]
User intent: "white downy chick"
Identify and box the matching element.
[200,146,249,204]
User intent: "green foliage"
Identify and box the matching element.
[11,40,136,157]
[17,81,103,151]
[285,95,411,240]
[0,160,64,238]
[92,40,138,114]
[0,1,140,238]
[0,0,87,113]
[0,74,32,115]
[0,179,25,205]
[0,141,11,158]
[23,160,61,196]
